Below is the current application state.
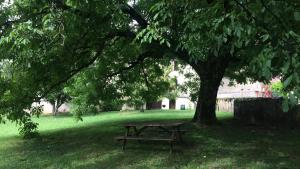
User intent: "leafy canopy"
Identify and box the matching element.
[0,0,300,136]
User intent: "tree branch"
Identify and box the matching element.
[0,7,50,37]
[233,0,299,49]
[259,0,288,31]
[120,3,148,29]
[233,0,261,26]
[104,51,151,79]
[39,52,100,101]
[35,30,131,101]
[141,63,151,90]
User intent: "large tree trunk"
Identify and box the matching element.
[192,75,223,124]
[192,57,229,125]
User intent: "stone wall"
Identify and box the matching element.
[234,98,300,127]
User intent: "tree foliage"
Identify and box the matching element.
[45,86,70,115]
[0,0,300,137]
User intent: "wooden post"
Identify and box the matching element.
[122,127,130,151]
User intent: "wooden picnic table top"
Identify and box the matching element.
[117,121,187,152]
[123,121,185,127]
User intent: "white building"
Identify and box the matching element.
[147,64,196,110]
[33,100,70,115]
[160,95,195,110]
[149,63,273,111]
[218,78,270,99]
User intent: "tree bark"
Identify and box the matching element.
[51,100,60,116]
[52,101,57,116]
[140,104,145,112]
[192,75,223,124]
[192,57,229,125]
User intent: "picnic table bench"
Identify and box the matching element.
[115,121,186,153]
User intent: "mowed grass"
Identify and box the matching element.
[0,110,299,169]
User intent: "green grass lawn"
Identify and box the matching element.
[0,110,299,169]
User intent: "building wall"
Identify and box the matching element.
[169,64,269,100]
[218,78,265,98]
[175,97,195,110]
[143,97,195,110]
[33,100,70,114]
[121,104,146,111]
[161,98,170,110]
[121,104,136,111]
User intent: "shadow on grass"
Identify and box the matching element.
[1,113,300,169]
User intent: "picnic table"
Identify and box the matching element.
[115,121,186,153]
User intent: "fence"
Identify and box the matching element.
[234,97,300,126]
[216,98,234,112]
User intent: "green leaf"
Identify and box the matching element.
[262,34,270,42]
[166,41,171,47]
[282,98,289,112]
[283,75,293,88]
[213,49,218,56]
[294,12,300,21]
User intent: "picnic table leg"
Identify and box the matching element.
[133,126,138,136]
[176,127,184,143]
[169,130,177,153]
[133,126,143,143]
[122,139,127,151]
[122,126,130,151]
[169,141,174,153]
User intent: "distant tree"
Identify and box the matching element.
[64,54,170,117]
[180,69,201,103]
[45,88,70,116]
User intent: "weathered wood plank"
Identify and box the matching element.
[115,136,174,141]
